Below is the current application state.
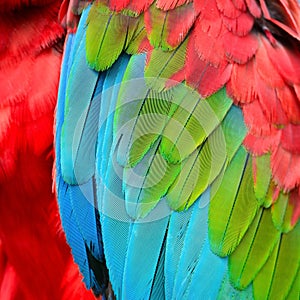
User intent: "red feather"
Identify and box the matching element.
[244,131,280,156]
[195,0,223,37]
[232,0,247,11]
[256,79,288,125]
[271,145,300,190]
[281,124,300,153]
[0,1,96,299]
[255,41,285,88]
[261,36,300,85]
[223,31,258,63]
[194,20,227,67]
[227,59,257,104]
[156,0,192,10]
[245,0,262,18]
[222,11,254,35]
[276,85,300,123]
[290,188,300,226]
[216,0,242,18]
[186,33,232,97]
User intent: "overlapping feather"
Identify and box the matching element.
[56,0,300,299]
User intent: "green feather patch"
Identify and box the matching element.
[253,154,272,205]
[272,192,295,233]
[128,89,172,166]
[166,104,246,211]
[229,208,280,289]
[123,142,181,219]
[166,125,227,211]
[144,38,188,91]
[86,3,140,71]
[209,147,258,256]
[253,222,300,299]
[125,19,149,54]
[160,87,232,164]
[262,180,278,208]
[145,2,196,50]
[286,266,299,300]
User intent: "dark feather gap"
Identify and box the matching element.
[85,243,110,297]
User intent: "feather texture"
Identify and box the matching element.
[55,1,300,299]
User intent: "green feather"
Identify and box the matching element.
[160,88,232,164]
[272,192,295,233]
[253,222,300,299]
[229,208,280,289]
[209,147,258,256]
[146,4,172,51]
[144,38,188,91]
[286,266,299,300]
[113,54,150,167]
[166,127,225,210]
[263,180,278,208]
[222,105,247,162]
[128,89,172,167]
[124,145,180,218]
[126,19,148,54]
[253,154,272,205]
[86,3,139,71]
[146,2,195,50]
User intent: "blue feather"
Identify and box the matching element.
[60,6,100,185]
[95,54,132,298]
[217,273,253,299]
[122,216,169,300]
[56,8,108,294]
[165,189,227,299]
[164,207,193,298]
[56,30,101,293]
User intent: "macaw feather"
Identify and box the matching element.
[144,38,188,91]
[166,191,227,299]
[286,266,300,299]
[149,239,166,300]
[86,3,140,70]
[98,54,131,180]
[164,207,194,298]
[217,272,253,299]
[160,87,232,164]
[272,192,296,232]
[253,221,300,299]
[185,34,233,97]
[127,90,172,166]
[113,54,150,166]
[69,180,103,260]
[55,1,300,299]
[96,54,134,298]
[61,57,101,184]
[57,179,102,294]
[209,147,258,256]
[123,142,180,218]
[252,154,272,203]
[144,2,197,50]
[56,31,105,294]
[125,19,151,54]
[229,208,281,289]
[166,105,246,211]
[121,217,169,299]
[166,104,247,211]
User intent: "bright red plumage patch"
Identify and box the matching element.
[0,1,96,299]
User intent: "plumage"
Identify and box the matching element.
[0,1,96,299]
[55,0,300,299]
